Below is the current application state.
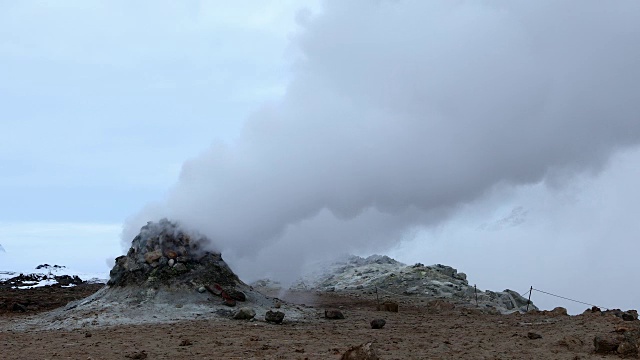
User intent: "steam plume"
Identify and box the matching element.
[124,1,640,282]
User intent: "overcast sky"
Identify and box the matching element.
[2,1,640,313]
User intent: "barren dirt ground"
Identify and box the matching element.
[0,287,635,359]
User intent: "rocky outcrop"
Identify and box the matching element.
[107,219,240,289]
[287,255,538,314]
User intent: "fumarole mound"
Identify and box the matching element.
[108,219,240,289]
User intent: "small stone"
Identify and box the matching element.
[340,342,379,360]
[528,332,542,340]
[168,259,175,267]
[265,310,285,324]
[124,350,147,359]
[325,309,345,319]
[84,332,92,338]
[370,319,386,329]
[158,256,168,266]
[197,286,206,293]
[179,339,193,346]
[173,263,187,272]
[233,307,256,320]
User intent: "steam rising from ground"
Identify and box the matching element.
[124,1,640,283]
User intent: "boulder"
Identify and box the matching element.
[225,288,246,302]
[325,309,345,319]
[594,334,624,354]
[233,307,256,320]
[340,342,379,360]
[144,250,163,264]
[265,310,285,324]
[377,301,398,312]
[370,319,386,329]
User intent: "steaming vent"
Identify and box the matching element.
[108,219,240,289]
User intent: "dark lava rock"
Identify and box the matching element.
[527,332,542,340]
[325,309,345,319]
[107,219,240,289]
[370,319,386,329]
[265,310,285,324]
[11,303,27,312]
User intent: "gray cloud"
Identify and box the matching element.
[124,0,640,283]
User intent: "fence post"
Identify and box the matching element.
[526,286,533,312]
[474,284,478,307]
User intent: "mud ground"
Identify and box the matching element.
[0,286,636,359]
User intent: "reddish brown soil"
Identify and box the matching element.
[0,287,637,359]
[0,284,103,316]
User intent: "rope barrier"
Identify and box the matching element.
[531,287,609,310]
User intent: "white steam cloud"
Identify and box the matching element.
[124,0,640,283]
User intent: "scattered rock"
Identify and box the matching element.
[223,298,236,307]
[168,259,175,267]
[144,250,162,264]
[233,307,256,320]
[340,342,379,360]
[527,332,542,340]
[197,286,206,293]
[558,335,583,350]
[225,288,246,302]
[84,332,92,338]
[594,334,624,354]
[179,339,192,346]
[325,309,345,319]
[265,310,285,324]
[125,350,147,359]
[377,301,398,312]
[370,319,386,329]
[602,309,639,321]
[172,263,187,273]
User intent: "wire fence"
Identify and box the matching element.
[368,283,611,312]
[530,287,609,311]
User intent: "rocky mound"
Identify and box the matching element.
[108,219,240,290]
[2,220,310,330]
[283,255,537,314]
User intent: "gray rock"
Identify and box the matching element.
[265,310,285,324]
[233,307,256,320]
[173,263,187,273]
[197,286,206,293]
